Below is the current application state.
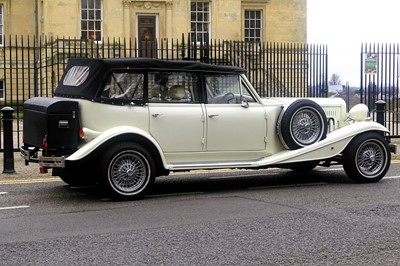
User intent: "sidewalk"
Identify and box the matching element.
[0,152,52,180]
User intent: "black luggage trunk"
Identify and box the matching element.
[23,97,80,150]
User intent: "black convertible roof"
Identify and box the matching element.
[78,58,246,73]
[55,58,246,99]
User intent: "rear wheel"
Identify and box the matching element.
[100,142,155,200]
[343,132,390,183]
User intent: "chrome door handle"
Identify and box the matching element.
[152,113,163,118]
[208,114,219,118]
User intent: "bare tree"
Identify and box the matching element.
[329,73,342,85]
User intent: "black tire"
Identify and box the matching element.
[100,142,155,200]
[343,132,390,183]
[278,99,327,150]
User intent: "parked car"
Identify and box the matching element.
[21,58,396,200]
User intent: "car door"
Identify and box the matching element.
[148,71,205,154]
[205,74,267,152]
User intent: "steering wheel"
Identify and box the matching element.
[221,92,235,104]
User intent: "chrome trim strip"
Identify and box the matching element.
[38,156,66,168]
[20,147,66,168]
[20,147,31,161]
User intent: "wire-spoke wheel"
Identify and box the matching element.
[278,99,327,150]
[343,132,390,183]
[101,142,155,200]
[291,109,322,145]
[109,151,148,193]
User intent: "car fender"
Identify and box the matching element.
[66,126,167,167]
[258,121,389,166]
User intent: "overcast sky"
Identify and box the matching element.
[307,0,400,86]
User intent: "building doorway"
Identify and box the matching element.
[138,15,157,58]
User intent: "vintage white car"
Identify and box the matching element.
[21,58,395,200]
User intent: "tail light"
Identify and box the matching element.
[79,128,84,139]
[42,134,48,149]
[39,167,48,174]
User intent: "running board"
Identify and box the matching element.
[168,161,256,171]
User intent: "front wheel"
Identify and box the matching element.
[343,132,391,183]
[100,142,155,200]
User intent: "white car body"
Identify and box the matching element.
[71,93,384,169]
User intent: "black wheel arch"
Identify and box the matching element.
[83,133,169,177]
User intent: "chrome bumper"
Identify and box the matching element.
[20,147,66,168]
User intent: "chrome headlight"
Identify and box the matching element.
[348,104,369,122]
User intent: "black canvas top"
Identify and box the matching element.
[54,58,246,99]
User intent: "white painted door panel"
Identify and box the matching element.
[149,103,204,152]
[205,103,267,151]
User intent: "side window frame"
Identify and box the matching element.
[204,73,258,104]
[147,71,200,104]
[205,74,242,104]
[239,75,257,103]
[97,70,145,105]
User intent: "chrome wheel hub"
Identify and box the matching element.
[357,142,384,176]
[109,151,148,193]
[292,110,321,145]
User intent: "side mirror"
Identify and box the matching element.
[241,97,249,108]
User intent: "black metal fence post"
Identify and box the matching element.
[2,107,15,174]
[376,100,386,126]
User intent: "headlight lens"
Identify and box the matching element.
[348,104,369,121]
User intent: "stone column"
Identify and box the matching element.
[123,0,131,39]
[166,1,173,39]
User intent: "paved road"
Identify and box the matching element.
[1,162,400,265]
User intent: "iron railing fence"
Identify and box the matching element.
[361,43,400,137]
[0,34,329,151]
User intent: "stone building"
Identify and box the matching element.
[0,0,307,43]
[0,0,310,102]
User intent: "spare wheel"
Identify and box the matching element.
[277,99,327,150]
